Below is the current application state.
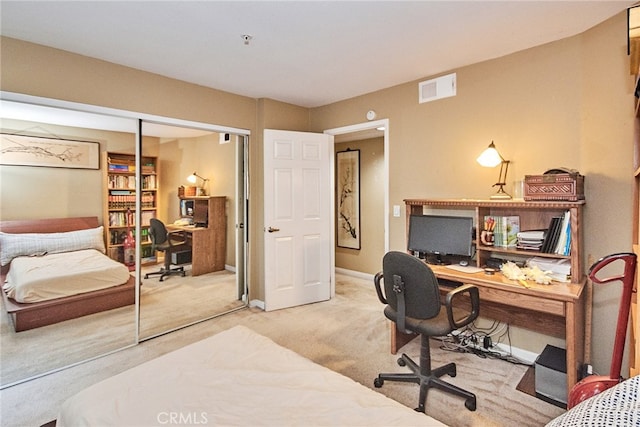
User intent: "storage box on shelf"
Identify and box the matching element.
[404,199,585,284]
[103,152,158,265]
[524,173,585,202]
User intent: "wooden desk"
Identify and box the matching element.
[390,264,587,396]
[168,196,226,276]
[168,225,225,276]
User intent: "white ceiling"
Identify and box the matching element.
[0,1,635,108]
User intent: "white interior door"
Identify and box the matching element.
[263,129,333,311]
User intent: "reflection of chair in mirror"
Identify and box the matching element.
[373,251,480,413]
[144,218,191,282]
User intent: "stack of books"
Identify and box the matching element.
[539,211,571,255]
[516,230,546,251]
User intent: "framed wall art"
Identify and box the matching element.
[336,149,360,249]
[0,133,100,170]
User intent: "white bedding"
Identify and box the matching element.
[57,325,445,426]
[3,249,131,303]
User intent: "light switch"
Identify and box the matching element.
[393,205,401,217]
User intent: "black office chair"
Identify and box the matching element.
[373,251,480,413]
[144,218,191,282]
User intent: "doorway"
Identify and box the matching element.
[325,119,389,280]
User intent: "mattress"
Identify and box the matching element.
[57,325,445,426]
[3,249,131,303]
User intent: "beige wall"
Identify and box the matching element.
[335,138,385,274]
[0,12,636,373]
[0,118,144,222]
[311,13,635,373]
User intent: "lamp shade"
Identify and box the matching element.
[476,142,503,167]
[187,173,198,184]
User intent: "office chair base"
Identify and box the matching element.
[144,266,186,282]
[374,352,477,412]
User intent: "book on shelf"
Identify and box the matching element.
[484,215,519,248]
[538,211,571,255]
[553,211,571,256]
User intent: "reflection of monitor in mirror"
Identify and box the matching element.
[407,214,473,265]
[180,199,194,217]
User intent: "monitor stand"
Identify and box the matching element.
[426,253,450,266]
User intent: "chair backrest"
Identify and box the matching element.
[381,251,441,320]
[148,218,169,246]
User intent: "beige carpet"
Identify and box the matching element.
[0,266,242,386]
[0,273,565,427]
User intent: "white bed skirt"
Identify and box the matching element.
[57,325,445,426]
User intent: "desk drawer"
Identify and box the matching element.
[479,287,565,317]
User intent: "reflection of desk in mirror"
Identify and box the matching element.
[169,196,226,276]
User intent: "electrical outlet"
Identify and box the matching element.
[393,205,401,217]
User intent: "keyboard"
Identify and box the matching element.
[444,264,484,274]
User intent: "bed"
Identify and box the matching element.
[57,325,445,426]
[545,375,639,426]
[0,217,135,332]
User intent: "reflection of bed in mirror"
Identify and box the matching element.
[0,217,135,332]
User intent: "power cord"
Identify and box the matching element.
[438,323,530,366]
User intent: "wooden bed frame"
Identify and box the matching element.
[0,217,135,332]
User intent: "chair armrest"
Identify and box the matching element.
[373,271,387,304]
[166,229,188,246]
[444,284,480,329]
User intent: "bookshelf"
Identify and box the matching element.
[103,152,158,265]
[404,199,585,284]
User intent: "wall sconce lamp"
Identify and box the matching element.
[476,141,511,200]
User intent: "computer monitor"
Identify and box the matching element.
[407,214,473,264]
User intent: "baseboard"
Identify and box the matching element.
[494,343,538,365]
[225,264,236,273]
[335,267,374,282]
[250,299,265,310]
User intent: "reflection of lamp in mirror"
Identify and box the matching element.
[476,141,511,200]
[187,172,209,196]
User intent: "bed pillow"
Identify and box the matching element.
[0,226,105,266]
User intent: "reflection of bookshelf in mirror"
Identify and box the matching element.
[102,152,158,265]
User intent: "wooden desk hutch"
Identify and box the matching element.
[399,198,588,396]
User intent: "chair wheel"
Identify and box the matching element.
[449,365,457,378]
[397,357,406,367]
[374,378,384,388]
[465,398,476,411]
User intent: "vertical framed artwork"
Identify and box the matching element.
[0,133,100,170]
[336,149,360,249]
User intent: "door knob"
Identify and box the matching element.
[267,227,280,233]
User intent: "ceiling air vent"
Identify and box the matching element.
[418,73,456,104]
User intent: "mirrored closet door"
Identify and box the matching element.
[0,95,249,388]
[137,121,248,340]
[0,100,139,387]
